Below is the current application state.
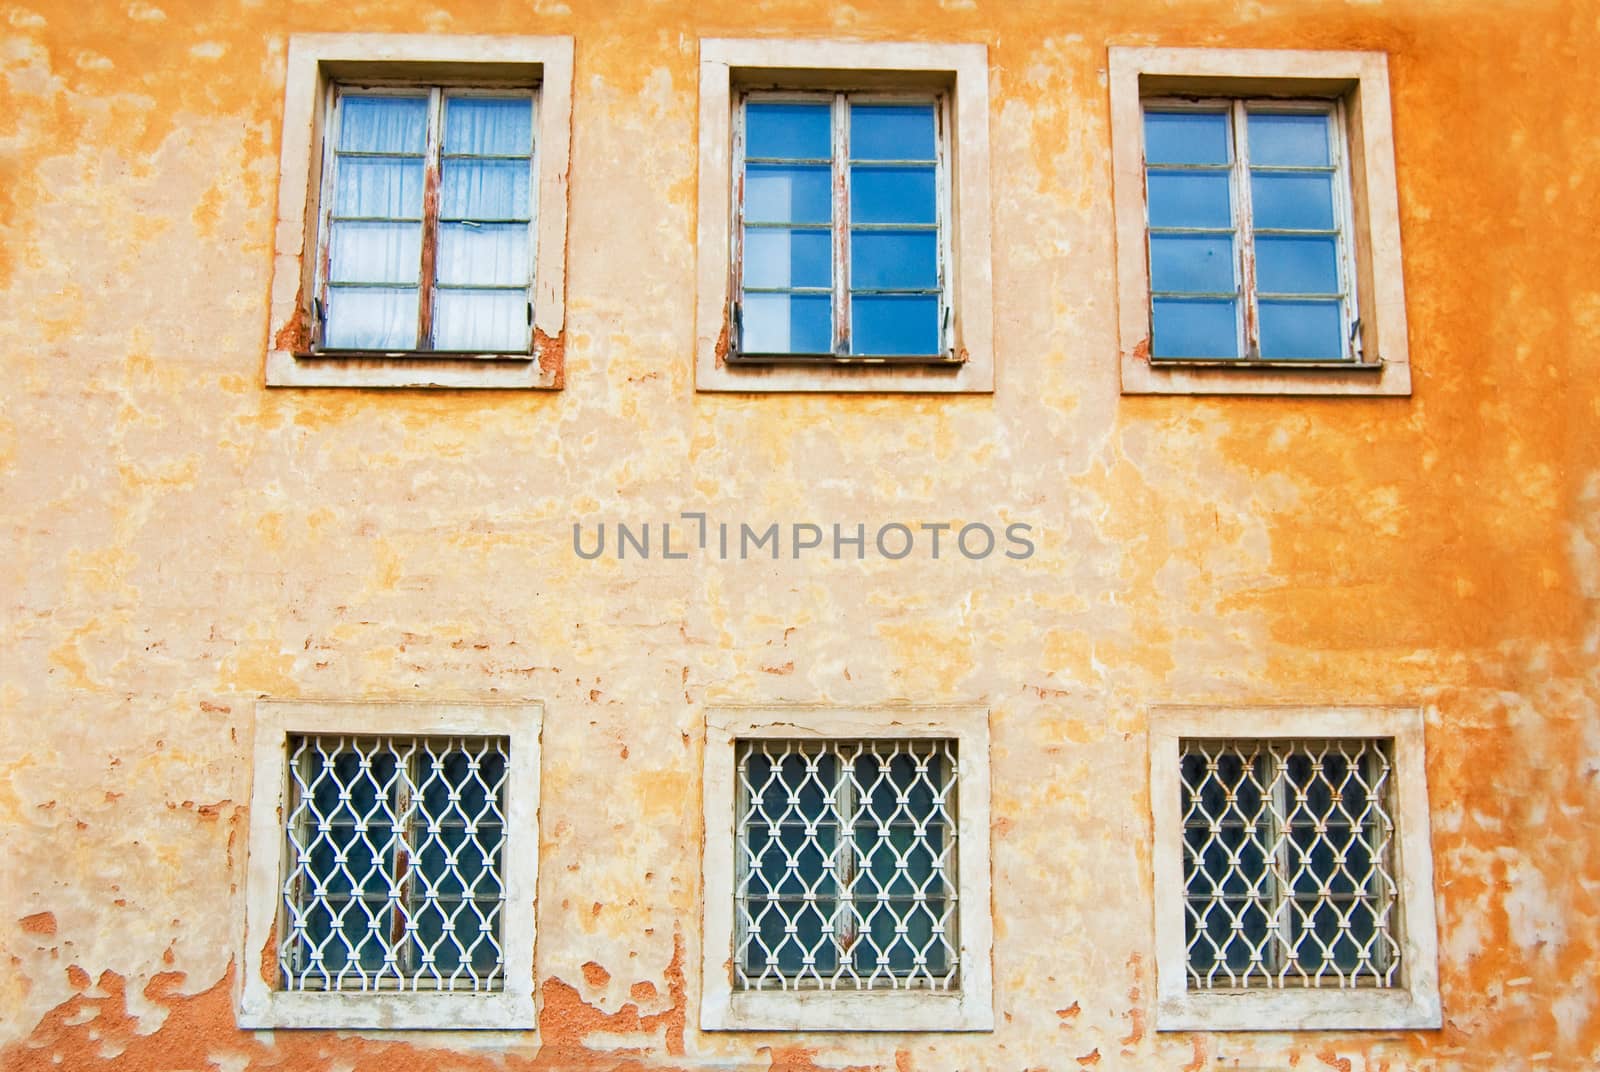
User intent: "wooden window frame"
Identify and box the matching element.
[729,89,955,364]
[1110,47,1412,397]
[695,38,995,394]
[265,34,572,389]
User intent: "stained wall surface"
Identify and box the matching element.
[3,0,1598,1069]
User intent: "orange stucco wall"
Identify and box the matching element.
[2,0,1597,1068]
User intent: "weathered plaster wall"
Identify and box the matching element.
[2,0,1597,1068]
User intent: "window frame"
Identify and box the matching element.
[238,700,543,1030]
[730,89,954,363]
[1148,705,1442,1031]
[1110,47,1412,396]
[695,38,995,393]
[265,34,572,389]
[701,706,994,1031]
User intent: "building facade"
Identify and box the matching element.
[3,0,1598,1069]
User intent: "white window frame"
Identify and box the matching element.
[1110,47,1412,396]
[265,34,572,389]
[695,39,995,393]
[238,700,542,1030]
[701,706,994,1031]
[1148,705,1442,1031]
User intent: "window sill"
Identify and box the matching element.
[1157,988,1442,1032]
[265,335,563,389]
[1122,348,1410,396]
[237,989,536,1032]
[709,987,992,1033]
[727,352,965,367]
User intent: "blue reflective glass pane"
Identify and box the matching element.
[441,159,531,219]
[745,101,832,160]
[850,165,936,224]
[1150,234,1236,293]
[437,223,528,286]
[1146,169,1231,229]
[742,292,832,353]
[338,95,428,153]
[1151,298,1239,358]
[1255,235,1340,294]
[328,220,421,284]
[743,228,831,289]
[850,103,936,161]
[1143,110,1230,165]
[324,286,418,349]
[434,289,527,351]
[1248,112,1332,166]
[1258,300,1344,359]
[1250,172,1335,231]
[443,96,533,155]
[334,156,424,217]
[850,230,938,290]
[851,295,940,355]
[745,164,832,224]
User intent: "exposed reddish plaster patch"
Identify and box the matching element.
[1181,1036,1207,1072]
[535,327,565,387]
[1316,1053,1353,1072]
[1055,1000,1080,1021]
[272,282,311,353]
[199,701,231,713]
[713,317,730,368]
[257,920,276,986]
[893,1050,912,1072]
[581,961,611,989]
[629,980,657,1003]
[761,661,795,675]
[19,912,57,937]
[759,1046,878,1072]
[1076,1048,1102,1066]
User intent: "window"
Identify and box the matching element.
[701,707,993,1031]
[265,34,572,389]
[240,701,542,1030]
[695,39,995,393]
[1148,706,1441,1031]
[735,94,947,360]
[1110,48,1412,396]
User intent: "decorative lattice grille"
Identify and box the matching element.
[734,739,959,991]
[279,735,509,992]
[1180,737,1400,989]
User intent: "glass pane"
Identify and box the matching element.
[328,220,421,284]
[742,292,831,353]
[333,156,424,218]
[324,286,418,349]
[433,289,527,351]
[1144,110,1229,165]
[1250,172,1335,231]
[745,101,831,160]
[441,159,531,220]
[743,228,831,289]
[851,294,940,355]
[1248,112,1332,167]
[1255,235,1340,294]
[443,96,533,156]
[850,230,937,290]
[850,165,936,224]
[1150,234,1236,293]
[1152,298,1239,358]
[1147,169,1231,229]
[1258,299,1344,359]
[850,103,936,161]
[437,222,529,286]
[744,164,831,225]
[338,94,428,153]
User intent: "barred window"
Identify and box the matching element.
[279,734,509,992]
[734,739,959,992]
[1181,737,1398,989]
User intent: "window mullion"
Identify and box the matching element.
[392,744,417,982]
[416,87,445,351]
[1233,99,1260,360]
[833,752,859,975]
[832,92,850,356]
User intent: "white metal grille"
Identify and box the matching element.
[1180,737,1400,989]
[279,735,509,992]
[734,739,959,991]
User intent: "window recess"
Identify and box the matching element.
[730,91,954,364]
